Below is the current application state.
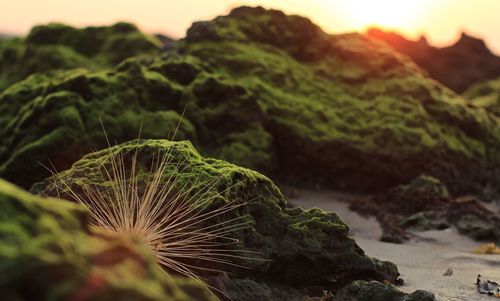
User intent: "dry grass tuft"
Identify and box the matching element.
[46,138,256,297]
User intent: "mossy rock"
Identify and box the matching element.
[0,178,217,301]
[399,176,450,199]
[350,176,452,243]
[455,214,500,242]
[336,281,436,301]
[178,6,500,195]
[36,139,400,298]
[0,22,161,90]
[375,175,451,216]
[0,55,269,188]
[0,65,198,187]
[359,176,500,244]
[464,77,500,117]
[2,6,500,197]
[399,212,449,232]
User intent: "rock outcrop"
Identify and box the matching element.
[352,175,500,244]
[336,281,436,301]
[36,139,400,299]
[0,22,161,90]
[368,28,500,93]
[2,6,500,197]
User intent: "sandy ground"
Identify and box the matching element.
[289,188,500,301]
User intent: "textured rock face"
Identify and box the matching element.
[0,22,161,90]
[377,175,451,215]
[336,281,436,301]
[36,139,400,298]
[351,175,452,243]
[0,178,217,301]
[352,175,500,244]
[368,28,500,93]
[2,6,500,196]
[399,212,449,232]
[464,77,500,118]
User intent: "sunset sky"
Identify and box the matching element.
[1,0,499,53]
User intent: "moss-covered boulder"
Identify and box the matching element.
[0,178,216,301]
[351,175,452,243]
[452,201,500,244]
[0,22,161,90]
[36,139,400,299]
[0,65,197,187]
[177,6,500,195]
[2,6,500,197]
[380,175,451,215]
[399,212,449,232]
[352,175,500,244]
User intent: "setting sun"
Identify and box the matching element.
[337,0,430,29]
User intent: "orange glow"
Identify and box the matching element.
[336,0,429,30]
[0,0,499,54]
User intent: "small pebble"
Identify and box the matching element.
[443,268,453,276]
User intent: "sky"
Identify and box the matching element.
[1,0,500,54]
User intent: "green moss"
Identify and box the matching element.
[216,124,273,169]
[464,77,500,117]
[179,6,500,194]
[0,178,216,300]
[37,139,400,294]
[0,38,95,90]
[2,6,500,196]
[0,22,160,90]
[400,175,450,199]
[287,209,350,251]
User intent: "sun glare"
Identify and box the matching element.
[338,0,425,30]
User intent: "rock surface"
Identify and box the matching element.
[0,22,161,90]
[368,28,500,93]
[2,7,500,197]
[464,77,500,118]
[399,212,449,232]
[0,178,217,301]
[352,175,500,244]
[37,139,400,299]
[336,281,436,301]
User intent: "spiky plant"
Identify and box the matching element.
[45,139,254,294]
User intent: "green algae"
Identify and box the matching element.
[0,178,217,301]
[0,22,161,90]
[179,7,500,194]
[2,6,500,195]
[36,139,400,297]
[399,175,450,199]
[464,77,500,117]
